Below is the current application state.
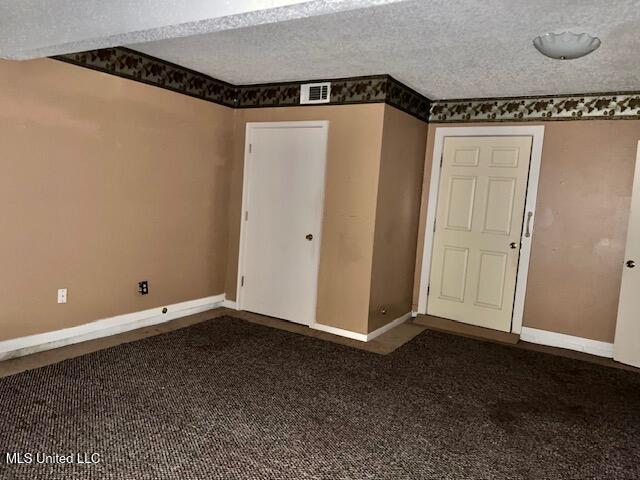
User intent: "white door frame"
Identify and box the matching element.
[236,121,329,325]
[417,125,545,334]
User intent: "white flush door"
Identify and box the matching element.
[239,122,328,325]
[614,141,640,368]
[427,136,533,332]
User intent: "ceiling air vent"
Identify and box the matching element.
[300,82,331,104]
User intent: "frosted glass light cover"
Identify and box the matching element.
[533,32,601,60]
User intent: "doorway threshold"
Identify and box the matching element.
[414,314,519,345]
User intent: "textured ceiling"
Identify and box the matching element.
[0,0,406,60]
[132,0,640,99]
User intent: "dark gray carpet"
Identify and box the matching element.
[1,316,639,480]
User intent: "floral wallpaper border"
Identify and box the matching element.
[430,94,640,122]
[55,47,640,123]
[53,47,238,107]
[236,75,430,120]
[53,47,430,121]
[236,75,387,108]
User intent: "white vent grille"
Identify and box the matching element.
[300,82,330,104]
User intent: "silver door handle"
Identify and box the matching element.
[525,211,533,238]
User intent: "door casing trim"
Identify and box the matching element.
[236,121,330,325]
[417,125,545,334]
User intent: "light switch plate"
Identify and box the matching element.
[57,288,67,304]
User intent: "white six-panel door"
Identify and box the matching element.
[427,136,533,332]
[614,141,640,367]
[238,122,328,325]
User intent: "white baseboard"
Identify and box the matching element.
[0,294,225,361]
[310,322,368,341]
[367,312,412,341]
[520,326,614,358]
[222,299,238,310]
[311,311,412,342]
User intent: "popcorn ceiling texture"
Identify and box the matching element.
[0,0,407,60]
[7,0,640,100]
[133,0,640,99]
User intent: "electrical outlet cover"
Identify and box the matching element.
[138,281,149,295]
[57,288,67,304]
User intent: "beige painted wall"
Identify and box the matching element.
[414,120,640,343]
[225,105,386,334]
[0,58,234,341]
[8,57,635,344]
[369,106,427,332]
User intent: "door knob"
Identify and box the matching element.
[627,260,636,268]
[510,242,518,249]
[305,234,313,241]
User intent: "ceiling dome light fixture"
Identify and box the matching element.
[533,31,601,60]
